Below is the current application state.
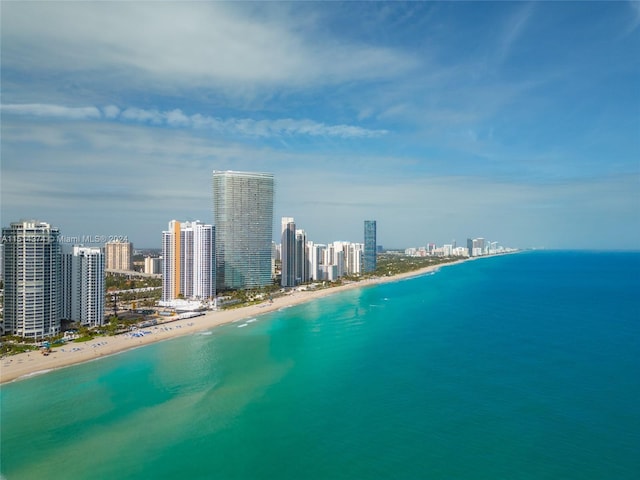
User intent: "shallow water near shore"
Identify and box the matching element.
[1,251,639,479]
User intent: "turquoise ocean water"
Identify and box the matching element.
[1,251,639,479]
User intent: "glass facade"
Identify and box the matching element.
[281,219,296,287]
[363,220,377,273]
[295,229,308,284]
[212,171,274,290]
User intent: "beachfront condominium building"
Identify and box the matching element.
[212,170,274,290]
[280,219,309,287]
[281,217,296,287]
[1,220,62,338]
[162,220,215,302]
[105,240,133,271]
[62,246,105,327]
[340,241,363,276]
[363,220,377,273]
[162,221,180,302]
[307,242,325,281]
[295,229,308,284]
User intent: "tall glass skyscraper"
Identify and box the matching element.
[280,217,296,288]
[295,228,308,284]
[212,171,274,290]
[363,220,377,273]
[2,220,62,338]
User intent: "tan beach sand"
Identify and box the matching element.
[1,260,467,384]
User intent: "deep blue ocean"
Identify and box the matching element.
[1,251,639,479]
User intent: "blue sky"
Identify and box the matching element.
[1,1,638,250]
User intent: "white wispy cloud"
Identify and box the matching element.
[624,0,640,35]
[2,103,387,139]
[1,2,416,92]
[2,2,637,249]
[0,103,101,120]
[496,2,535,64]
[102,105,120,119]
[119,108,165,124]
[3,118,637,249]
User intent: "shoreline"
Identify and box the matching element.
[0,258,473,385]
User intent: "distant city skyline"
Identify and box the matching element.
[1,2,638,250]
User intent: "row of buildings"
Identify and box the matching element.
[1,170,378,338]
[277,218,377,286]
[2,169,518,339]
[159,171,378,305]
[1,221,106,338]
[403,238,513,258]
[158,217,377,304]
[158,171,274,304]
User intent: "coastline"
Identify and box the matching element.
[0,258,469,385]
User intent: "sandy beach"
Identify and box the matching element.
[1,260,467,384]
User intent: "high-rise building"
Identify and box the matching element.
[307,242,325,281]
[1,220,62,338]
[295,229,308,284]
[333,246,345,278]
[105,240,133,271]
[281,217,296,287]
[144,256,162,275]
[162,220,215,302]
[191,221,215,300]
[467,237,485,257]
[279,219,308,287]
[0,243,4,280]
[62,246,105,327]
[344,242,364,276]
[162,220,181,302]
[363,220,377,273]
[212,170,274,290]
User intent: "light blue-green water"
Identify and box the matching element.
[1,251,639,479]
